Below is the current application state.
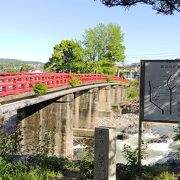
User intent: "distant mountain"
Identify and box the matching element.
[0,58,44,64]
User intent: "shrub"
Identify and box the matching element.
[127,80,140,100]
[79,146,94,179]
[0,125,23,156]
[130,80,140,87]
[33,82,48,95]
[69,76,80,87]
[121,142,147,179]
[106,76,113,83]
[120,143,176,180]
[127,89,139,99]
[0,157,63,179]
[156,171,175,180]
[27,126,55,157]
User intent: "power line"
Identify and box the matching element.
[126,52,180,58]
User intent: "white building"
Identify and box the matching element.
[116,63,140,81]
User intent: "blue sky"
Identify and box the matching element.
[0,0,180,64]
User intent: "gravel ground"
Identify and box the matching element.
[96,112,139,130]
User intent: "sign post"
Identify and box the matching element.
[138,59,180,172]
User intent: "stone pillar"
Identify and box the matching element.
[73,92,80,129]
[54,94,74,158]
[73,88,99,138]
[94,127,116,180]
[124,86,128,101]
[77,90,91,129]
[118,86,122,103]
[111,85,121,113]
[91,88,99,127]
[111,85,116,106]
[122,86,127,101]
[98,86,112,118]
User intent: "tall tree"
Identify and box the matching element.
[82,23,125,74]
[95,0,180,15]
[44,40,85,73]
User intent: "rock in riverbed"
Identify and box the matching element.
[147,134,170,143]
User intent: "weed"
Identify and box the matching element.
[33,82,48,95]
[69,76,80,87]
[106,76,113,83]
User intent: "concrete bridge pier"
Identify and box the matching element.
[98,86,112,118]
[73,88,99,138]
[18,94,74,158]
[111,85,123,113]
[54,94,74,158]
[110,85,116,105]
[122,86,127,101]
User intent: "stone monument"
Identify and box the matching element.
[94,126,116,180]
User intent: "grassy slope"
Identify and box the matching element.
[0,58,43,64]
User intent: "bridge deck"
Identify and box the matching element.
[0,82,125,115]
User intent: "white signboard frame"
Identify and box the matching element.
[138,59,180,171]
[140,60,180,123]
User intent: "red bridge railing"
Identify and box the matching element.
[0,72,129,97]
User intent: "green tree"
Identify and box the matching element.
[44,40,85,73]
[82,23,125,74]
[22,64,33,72]
[95,0,180,15]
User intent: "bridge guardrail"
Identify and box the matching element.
[0,72,129,97]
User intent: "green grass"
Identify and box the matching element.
[0,157,63,180]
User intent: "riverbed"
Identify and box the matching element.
[116,122,180,165]
[74,113,180,166]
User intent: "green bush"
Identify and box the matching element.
[33,82,48,95]
[69,76,80,87]
[79,146,94,179]
[156,171,175,180]
[121,142,147,179]
[0,126,23,156]
[127,89,139,99]
[120,143,176,180]
[127,80,140,100]
[0,157,63,179]
[24,126,56,158]
[130,80,140,87]
[106,76,113,83]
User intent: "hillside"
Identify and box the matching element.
[0,58,44,64]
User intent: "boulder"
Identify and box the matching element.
[117,133,129,140]
[122,124,138,134]
[147,134,170,144]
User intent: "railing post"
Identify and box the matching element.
[3,84,9,96]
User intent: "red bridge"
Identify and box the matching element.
[0,72,128,97]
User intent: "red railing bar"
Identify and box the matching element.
[0,72,129,97]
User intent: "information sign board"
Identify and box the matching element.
[140,60,180,122]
